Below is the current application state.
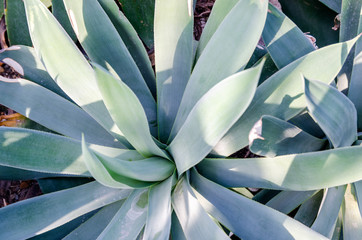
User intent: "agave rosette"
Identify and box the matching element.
[0,0,360,239]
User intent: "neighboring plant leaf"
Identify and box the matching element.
[190,169,328,240]
[52,0,77,41]
[143,173,176,240]
[198,145,362,191]
[0,181,131,240]
[249,115,326,157]
[171,177,229,240]
[94,64,168,159]
[63,201,124,240]
[24,0,128,145]
[294,190,324,227]
[342,184,362,239]
[266,190,316,214]
[118,0,154,48]
[168,61,263,175]
[169,0,268,141]
[278,0,339,47]
[97,0,156,97]
[214,36,360,156]
[63,0,157,137]
[0,128,89,176]
[0,78,120,147]
[5,0,32,46]
[319,0,341,13]
[98,189,148,240]
[155,0,194,142]
[262,3,316,69]
[304,78,357,147]
[311,186,346,238]
[81,138,153,189]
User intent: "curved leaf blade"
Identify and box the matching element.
[249,115,327,157]
[168,62,263,175]
[198,145,362,191]
[94,64,167,159]
[0,181,131,240]
[304,78,357,147]
[82,137,152,189]
[97,155,175,182]
[342,184,362,239]
[155,0,194,142]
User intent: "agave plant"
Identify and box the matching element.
[0,0,359,239]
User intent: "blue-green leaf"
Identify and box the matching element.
[304,78,357,147]
[0,181,131,240]
[155,0,194,142]
[249,115,326,157]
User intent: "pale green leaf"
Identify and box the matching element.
[198,145,362,191]
[171,177,229,240]
[24,0,128,145]
[94,64,167,159]
[143,173,176,240]
[81,137,152,189]
[155,0,193,142]
[98,189,148,240]
[0,181,131,240]
[63,0,157,136]
[214,36,360,156]
[305,78,357,147]
[97,154,175,182]
[169,0,268,141]
[190,169,328,240]
[52,0,77,41]
[312,186,346,238]
[168,61,263,175]
[249,115,326,157]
